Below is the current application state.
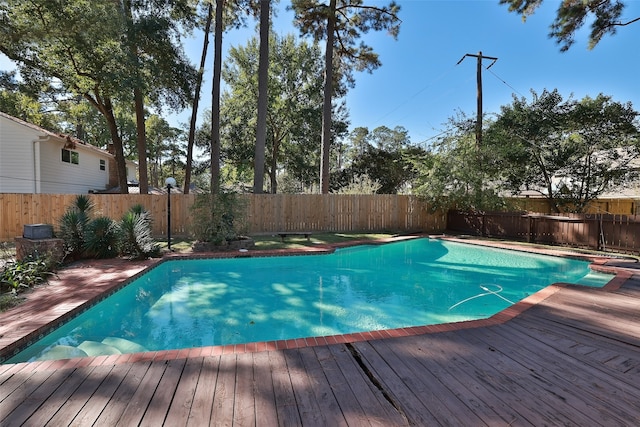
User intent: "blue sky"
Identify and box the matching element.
[2,1,639,147]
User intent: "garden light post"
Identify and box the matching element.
[165,177,177,251]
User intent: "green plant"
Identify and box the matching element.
[0,253,57,295]
[58,195,94,259]
[190,193,248,245]
[84,216,119,259]
[118,208,160,259]
[0,293,23,312]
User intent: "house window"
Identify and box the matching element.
[100,159,106,171]
[62,148,79,165]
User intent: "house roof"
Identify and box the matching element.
[0,111,114,159]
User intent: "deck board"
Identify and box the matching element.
[269,349,302,426]
[352,339,443,426]
[44,364,114,426]
[296,346,349,427]
[0,368,63,426]
[234,352,256,426]
[21,365,93,426]
[283,349,326,427]
[251,351,280,426]
[185,356,218,426]
[139,357,187,427]
[382,332,539,426]
[460,325,628,426]
[91,361,151,426]
[1,273,640,426]
[68,362,133,427]
[327,344,407,427]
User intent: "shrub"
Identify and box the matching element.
[84,216,119,259]
[118,207,160,259]
[0,253,57,295]
[190,192,248,245]
[58,195,94,260]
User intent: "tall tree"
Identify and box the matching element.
[211,0,225,193]
[254,0,271,194]
[209,0,254,193]
[0,1,131,192]
[184,2,213,194]
[123,0,150,194]
[291,0,401,193]
[501,0,640,51]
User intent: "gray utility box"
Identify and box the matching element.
[23,224,54,239]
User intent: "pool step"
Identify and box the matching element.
[101,337,148,354]
[78,341,122,356]
[34,337,149,361]
[36,345,88,361]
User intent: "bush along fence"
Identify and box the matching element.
[0,193,446,242]
[447,210,640,255]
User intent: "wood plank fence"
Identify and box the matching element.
[0,194,445,242]
[447,210,640,255]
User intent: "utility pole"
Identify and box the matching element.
[456,51,498,148]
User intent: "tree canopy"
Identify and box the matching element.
[501,0,640,50]
[0,0,197,192]
[485,90,640,211]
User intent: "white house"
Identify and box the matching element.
[0,111,137,194]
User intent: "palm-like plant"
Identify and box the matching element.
[58,195,94,259]
[84,216,118,259]
[118,208,159,259]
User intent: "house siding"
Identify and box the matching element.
[39,140,111,194]
[1,113,114,194]
[0,117,38,193]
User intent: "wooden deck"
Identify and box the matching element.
[1,270,639,425]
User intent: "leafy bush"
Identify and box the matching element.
[332,174,382,195]
[190,192,248,245]
[118,207,160,259]
[84,216,119,259]
[0,253,57,295]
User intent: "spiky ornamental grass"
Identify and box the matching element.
[118,210,160,259]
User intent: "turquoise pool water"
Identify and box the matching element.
[5,238,613,363]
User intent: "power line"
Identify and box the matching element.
[487,67,525,98]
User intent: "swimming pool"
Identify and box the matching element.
[4,238,613,363]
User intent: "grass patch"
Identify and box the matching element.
[252,232,397,250]
[0,293,24,311]
[157,232,401,253]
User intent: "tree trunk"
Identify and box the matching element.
[133,88,149,194]
[184,2,213,195]
[269,135,279,194]
[123,0,149,194]
[254,0,270,194]
[319,0,336,194]
[89,95,128,193]
[210,0,224,194]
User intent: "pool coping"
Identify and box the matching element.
[0,234,636,370]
